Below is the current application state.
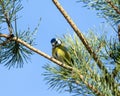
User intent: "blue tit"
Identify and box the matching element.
[51,38,73,66]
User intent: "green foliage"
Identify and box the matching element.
[0,29,36,68]
[43,31,116,95]
[43,0,120,95]
[0,0,23,23]
[106,39,120,65]
[0,0,120,95]
[77,0,120,24]
[0,0,41,68]
[105,38,120,80]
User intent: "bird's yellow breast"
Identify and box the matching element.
[52,45,71,63]
[53,47,65,58]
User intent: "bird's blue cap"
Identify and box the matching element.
[51,38,56,44]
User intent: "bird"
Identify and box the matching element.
[51,38,73,66]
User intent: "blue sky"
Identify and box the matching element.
[0,0,115,96]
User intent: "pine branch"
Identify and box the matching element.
[52,0,120,94]
[0,0,13,35]
[52,0,114,85]
[0,33,104,95]
[76,73,105,96]
[105,0,120,14]
[77,0,120,24]
[0,33,72,70]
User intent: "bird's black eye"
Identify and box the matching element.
[51,38,56,44]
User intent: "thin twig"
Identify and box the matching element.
[0,34,14,46]
[105,0,120,14]
[0,0,13,35]
[74,70,105,96]
[0,39,11,46]
[118,24,120,42]
[103,15,117,33]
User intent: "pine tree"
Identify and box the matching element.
[43,0,120,96]
[0,0,120,96]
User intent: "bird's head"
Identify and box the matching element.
[51,38,62,48]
